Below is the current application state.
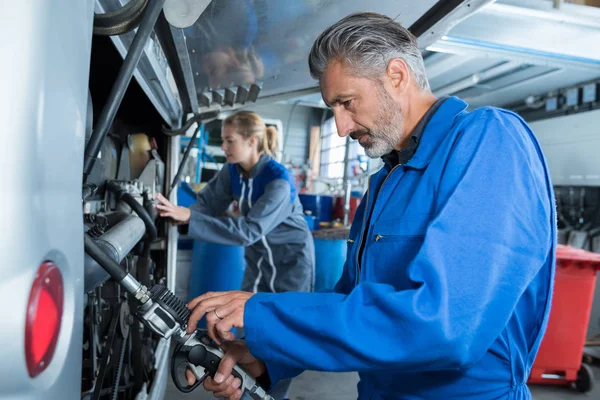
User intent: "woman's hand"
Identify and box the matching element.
[154,193,192,224]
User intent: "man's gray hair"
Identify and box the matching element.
[308,12,431,92]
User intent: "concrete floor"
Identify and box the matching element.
[165,366,600,400]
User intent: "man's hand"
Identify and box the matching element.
[187,291,254,344]
[154,193,191,224]
[185,340,266,400]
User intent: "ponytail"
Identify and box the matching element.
[264,126,279,156]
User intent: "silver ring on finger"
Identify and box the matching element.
[214,309,223,320]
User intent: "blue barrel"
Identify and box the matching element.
[313,229,349,292]
[299,194,334,225]
[177,181,197,208]
[189,241,245,327]
[303,214,316,231]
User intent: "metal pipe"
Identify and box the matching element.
[167,125,201,197]
[106,182,158,258]
[343,181,352,227]
[84,215,146,292]
[83,0,166,182]
[96,215,146,260]
[430,36,600,70]
[434,61,521,97]
[342,136,351,225]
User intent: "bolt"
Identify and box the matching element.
[96,314,102,324]
[45,278,50,284]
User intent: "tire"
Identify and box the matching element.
[575,363,594,393]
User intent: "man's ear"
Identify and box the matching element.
[386,58,411,94]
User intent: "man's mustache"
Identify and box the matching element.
[350,130,369,141]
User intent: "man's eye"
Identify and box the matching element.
[342,100,353,108]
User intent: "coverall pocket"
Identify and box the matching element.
[368,214,432,287]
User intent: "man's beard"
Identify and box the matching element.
[352,85,404,158]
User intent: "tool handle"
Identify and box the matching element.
[171,342,207,393]
[173,335,274,399]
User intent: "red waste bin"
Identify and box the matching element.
[528,245,600,392]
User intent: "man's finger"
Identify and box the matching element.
[155,204,171,211]
[185,369,196,386]
[188,291,234,310]
[214,314,239,342]
[187,295,236,333]
[205,309,223,344]
[203,376,232,394]
[214,300,244,325]
[213,376,238,398]
[215,346,244,384]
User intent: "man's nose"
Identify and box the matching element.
[221,142,226,151]
[334,111,356,138]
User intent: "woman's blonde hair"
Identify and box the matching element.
[223,111,279,156]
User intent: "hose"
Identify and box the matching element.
[167,125,201,198]
[106,182,158,258]
[94,0,148,36]
[84,234,128,282]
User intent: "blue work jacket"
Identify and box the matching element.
[244,97,556,399]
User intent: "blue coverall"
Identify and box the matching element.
[243,97,556,399]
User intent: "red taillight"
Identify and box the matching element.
[25,261,64,377]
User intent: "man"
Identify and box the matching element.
[185,12,556,400]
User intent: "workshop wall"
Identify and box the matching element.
[530,109,600,187]
[244,103,313,165]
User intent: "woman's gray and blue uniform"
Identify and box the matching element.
[188,154,314,293]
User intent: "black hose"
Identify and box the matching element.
[106,182,158,258]
[84,234,128,282]
[94,0,148,36]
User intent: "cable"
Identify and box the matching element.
[282,101,301,159]
[94,0,148,36]
[167,125,202,198]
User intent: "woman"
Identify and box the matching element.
[156,112,313,398]
[155,110,314,295]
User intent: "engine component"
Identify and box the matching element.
[106,181,158,258]
[84,243,274,399]
[84,213,146,292]
[93,0,148,36]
